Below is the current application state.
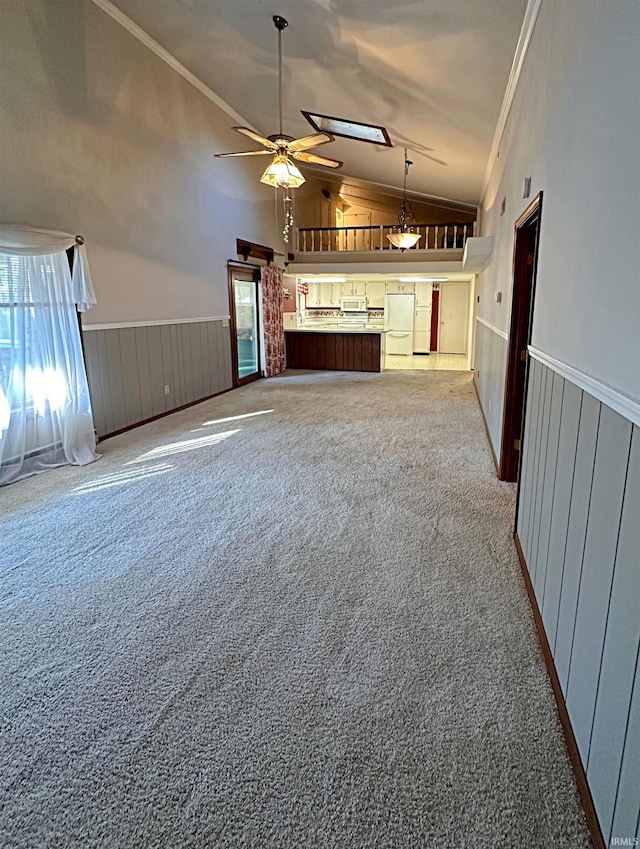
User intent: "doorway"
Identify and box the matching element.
[430,289,439,351]
[499,193,543,482]
[342,212,371,251]
[228,265,261,387]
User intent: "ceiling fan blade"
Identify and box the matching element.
[214,150,273,158]
[232,126,277,149]
[288,132,334,152]
[293,151,343,168]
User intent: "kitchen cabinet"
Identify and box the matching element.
[307,282,341,307]
[341,280,367,297]
[366,281,386,308]
[414,304,432,353]
[415,281,433,306]
[386,281,415,294]
[320,282,342,307]
[285,330,382,372]
[306,283,321,308]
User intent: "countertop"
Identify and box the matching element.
[285,326,387,334]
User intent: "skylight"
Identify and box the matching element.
[301,111,392,147]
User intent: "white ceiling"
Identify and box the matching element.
[108,0,528,205]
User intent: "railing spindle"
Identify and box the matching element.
[295,220,475,254]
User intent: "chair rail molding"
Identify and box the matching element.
[82,316,231,331]
[476,316,508,340]
[528,346,640,428]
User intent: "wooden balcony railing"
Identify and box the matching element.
[296,222,476,253]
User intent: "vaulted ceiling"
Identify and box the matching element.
[107,0,528,206]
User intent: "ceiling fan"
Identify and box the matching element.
[214,15,343,188]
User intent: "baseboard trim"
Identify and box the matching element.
[513,532,605,849]
[473,376,501,476]
[97,386,233,442]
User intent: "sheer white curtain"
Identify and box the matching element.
[0,225,100,485]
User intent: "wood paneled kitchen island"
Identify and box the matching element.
[285,328,386,373]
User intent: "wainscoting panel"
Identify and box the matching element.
[540,381,581,649]
[83,320,232,438]
[516,355,640,845]
[566,407,632,759]
[531,371,563,601]
[528,364,552,587]
[473,319,508,459]
[587,426,640,840]
[610,659,640,844]
[553,392,600,694]
[517,356,542,563]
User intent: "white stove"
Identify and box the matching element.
[338,311,368,328]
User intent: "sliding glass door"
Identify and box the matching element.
[228,266,261,386]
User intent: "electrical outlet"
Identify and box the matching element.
[164,384,170,395]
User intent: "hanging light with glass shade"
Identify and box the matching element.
[215,16,342,191]
[260,152,305,189]
[387,148,422,250]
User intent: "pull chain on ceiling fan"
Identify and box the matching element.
[215,15,343,189]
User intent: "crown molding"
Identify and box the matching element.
[480,0,544,204]
[90,0,253,129]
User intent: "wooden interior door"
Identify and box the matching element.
[343,212,371,250]
[500,193,542,482]
[439,284,469,353]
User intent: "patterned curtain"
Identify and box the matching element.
[260,265,285,376]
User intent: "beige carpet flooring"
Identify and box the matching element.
[0,369,591,848]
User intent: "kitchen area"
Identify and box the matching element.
[282,274,473,373]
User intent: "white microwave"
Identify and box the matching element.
[341,296,367,312]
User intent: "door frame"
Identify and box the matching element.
[500,192,543,482]
[227,263,262,388]
[430,288,440,352]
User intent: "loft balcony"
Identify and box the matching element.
[292,221,476,265]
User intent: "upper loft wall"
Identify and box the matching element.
[294,173,477,231]
[477,0,640,402]
[0,0,278,325]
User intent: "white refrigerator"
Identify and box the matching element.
[384,293,415,355]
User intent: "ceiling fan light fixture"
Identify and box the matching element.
[260,153,305,189]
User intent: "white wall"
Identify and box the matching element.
[474,5,640,841]
[0,0,279,325]
[477,0,640,413]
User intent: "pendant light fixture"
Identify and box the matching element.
[387,148,422,250]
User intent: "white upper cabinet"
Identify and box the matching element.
[366,281,386,308]
[341,280,367,297]
[320,282,341,306]
[386,281,414,294]
[306,283,321,307]
[415,282,433,306]
[306,282,341,307]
